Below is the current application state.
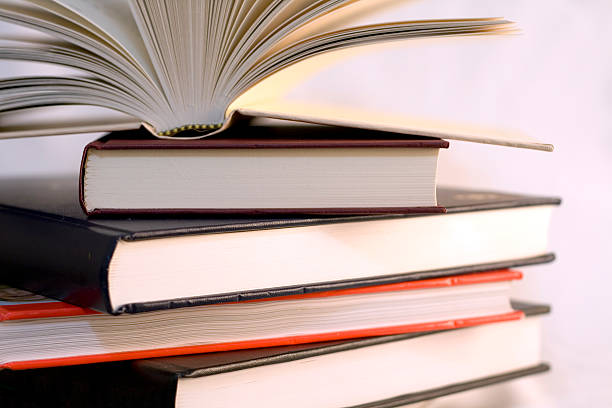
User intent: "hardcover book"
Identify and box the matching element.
[0,1,552,151]
[79,125,449,214]
[0,176,559,314]
[0,301,550,408]
[0,270,523,369]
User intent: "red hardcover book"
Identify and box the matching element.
[0,302,550,408]
[0,270,522,370]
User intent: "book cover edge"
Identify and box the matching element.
[0,269,522,320]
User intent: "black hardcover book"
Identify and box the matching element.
[0,176,560,314]
[0,301,550,408]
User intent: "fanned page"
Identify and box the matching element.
[231,103,552,151]
[23,0,155,76]
[0,105,140,139]
[0,0,551,150]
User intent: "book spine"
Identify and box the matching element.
[78,141,95,215]
[122,254,552,313]
[352,363,550,407]
[0,207,119,313]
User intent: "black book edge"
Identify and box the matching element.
[122,195,561,240]
[0,197,556,314]
[0,180,561,314]
[0,206,120,314]
[119,253,555,313]
[0,175,562,241]
[350,363,550,408]
[0,363,550,408]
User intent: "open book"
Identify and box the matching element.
[0,0,551,150]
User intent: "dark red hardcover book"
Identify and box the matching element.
[79,125,449,215]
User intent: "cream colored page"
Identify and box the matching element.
[0,0,134,70]
[228,44,551,151]
[235,102,551,151]
[255,0,348,40]
[42,0,155,78]
[0,1,90,36]
[228,30,553,152]
[25,0,130,51]
[266,0,401,57]
[0,106,140,139]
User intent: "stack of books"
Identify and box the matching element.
[0,131,559,406]
[0,1,558,407]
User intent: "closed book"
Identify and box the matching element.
[79,125,449,215]
[0,270,523,369]
[0,301,550,408]
[0,176,559,314]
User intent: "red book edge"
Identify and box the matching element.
[2,310,523,370]
[0,269,522,321]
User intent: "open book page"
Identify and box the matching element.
[233,17,514,107]
[219,0,353,88]
[0,0,132,69]
[28,0,156,80]
[0,1,98,46]
[228,42,551,151]
[232,101,551,151]
[0,105,140,138]
[264,0,403,58]
[0,1,551,150]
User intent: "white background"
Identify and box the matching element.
[1,1,611,406]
